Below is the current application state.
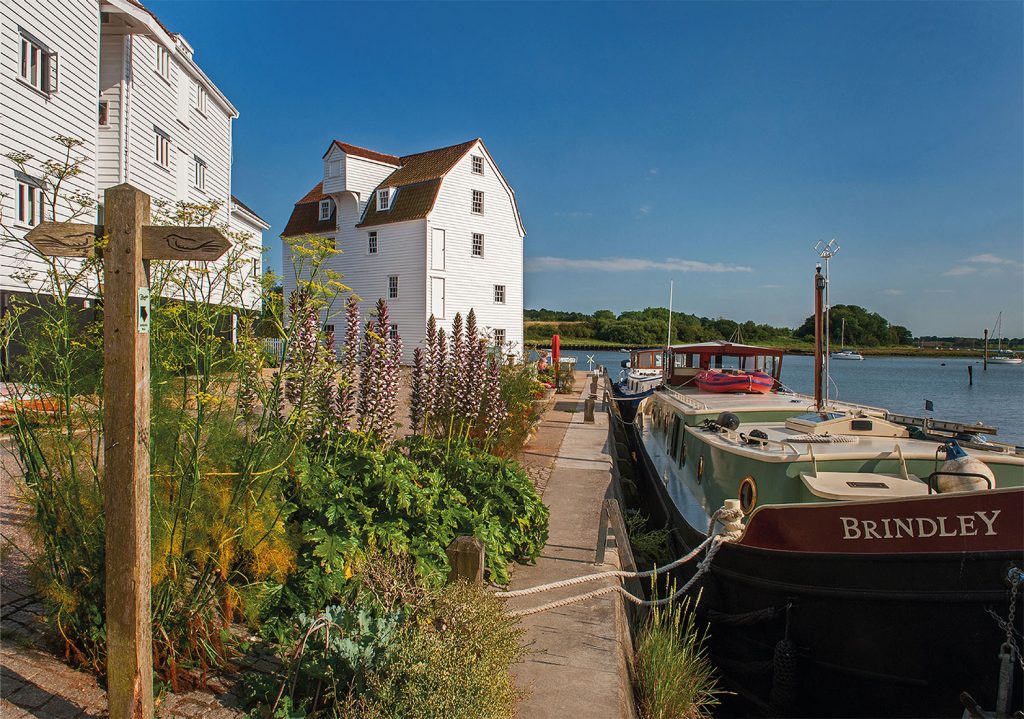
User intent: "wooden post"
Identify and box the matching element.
[25,184,231,719]
[446,536,484,584]
[968,365,973,386]
[444,536,483,585]
[584,396,595,423]
[103,184,153,719]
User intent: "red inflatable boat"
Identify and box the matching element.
[694,369,774,394]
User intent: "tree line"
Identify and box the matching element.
[525,304,914,347]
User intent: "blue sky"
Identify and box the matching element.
[150,0,1023,337]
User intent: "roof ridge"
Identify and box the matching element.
[327,140,401,164]
[399,138,479,163]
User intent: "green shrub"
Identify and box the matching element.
[246,553,524,719]
[634,594,720,719]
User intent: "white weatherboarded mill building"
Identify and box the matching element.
[281,139,525,363]
[1,0,267,372]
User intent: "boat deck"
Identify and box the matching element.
[656,385,883,416]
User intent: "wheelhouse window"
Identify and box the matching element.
[368,231,378,254]
[154,127,170,168]
[388,275,399,299]
[155,45,171,82]
[472,233,484,257]
[378,188,393,211]
[16,178,44,227]
[319,198,333,221]
[494,284,505,304]
[471,155,484,175]
[471,189,484,214]
[19,31,55,94]
[194,155,206,190]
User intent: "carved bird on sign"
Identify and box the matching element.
[162,233,223,254]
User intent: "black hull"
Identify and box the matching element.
[623,417,1024,718]
[610,382,654,424]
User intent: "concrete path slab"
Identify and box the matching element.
[509,377,634,719]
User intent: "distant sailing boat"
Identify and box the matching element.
[989,311,1023,365]
[831,317,864,360]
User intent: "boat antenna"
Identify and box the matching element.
[814,238,840,407]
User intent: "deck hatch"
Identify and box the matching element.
[847,481,889,489]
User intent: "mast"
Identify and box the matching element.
[840,317,846,351]
[665,280,673,376]
[814,264,825,410]
[814,239,840,406]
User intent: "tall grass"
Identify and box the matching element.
[633,592,720,719]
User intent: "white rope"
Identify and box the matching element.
[494,534,716,599]
[507,537,727,617]
[500,505,744,617]
[785,433,857,443]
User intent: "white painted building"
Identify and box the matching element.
[0,0,266,313]
[281,139,525,363]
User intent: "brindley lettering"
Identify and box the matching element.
[840,510,1000,540]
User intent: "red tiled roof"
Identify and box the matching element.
[323,141,401,166]
[281,182,336,238]
[357,139,479,228]
[284,139,482,236]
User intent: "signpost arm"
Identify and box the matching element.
[102,183,154,719]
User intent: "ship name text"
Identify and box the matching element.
[840,510,1000,540]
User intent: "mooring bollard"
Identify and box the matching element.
[584,396,596,422]
[446,536,484,584]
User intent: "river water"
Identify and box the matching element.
[549,349,1024,446]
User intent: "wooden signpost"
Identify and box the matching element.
[25,183,229,719]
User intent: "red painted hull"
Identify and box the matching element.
[695,369,774,394]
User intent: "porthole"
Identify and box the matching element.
[739,476,758,514]
[697,455,704,484]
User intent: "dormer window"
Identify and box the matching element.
[377,188,393,211]
[319,198,333,221]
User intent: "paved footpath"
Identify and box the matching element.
[508,375,635,719]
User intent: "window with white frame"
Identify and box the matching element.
[378,188,392,211]
[388,275,399,299]
[389,324,399,341]
[494,284,505,304]
[98,100,109,126]
[19,31,55,94]
[472,233,484,257]
[319,198,333,221]
[471,155,484,175]
[251,257,259,278]
[368,231,378,254]
[194,155,206,190]
[196,84,208,115]
[16,178,44,227]
[471,189,484,214]
[493,329,506,347]
[155,45,171,81]
[154,127,170,168]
